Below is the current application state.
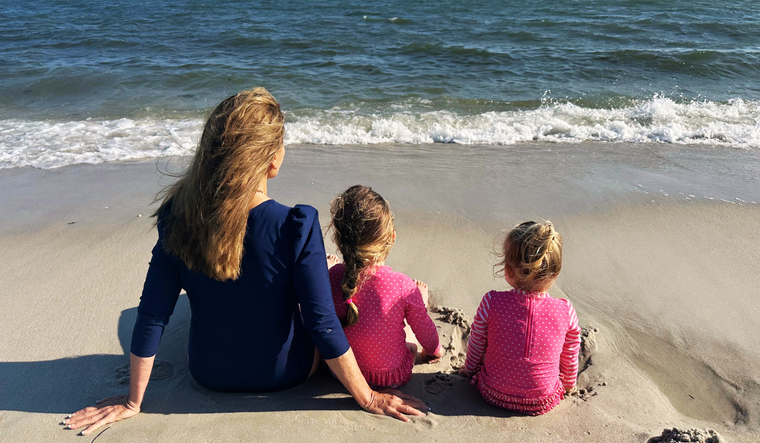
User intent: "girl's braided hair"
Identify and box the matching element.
[330,185,395,327]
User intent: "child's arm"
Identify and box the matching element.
[461,292,492,377]
[559,302,582,392]
[404,282,442,359]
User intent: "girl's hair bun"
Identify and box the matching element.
[498,220,563,291]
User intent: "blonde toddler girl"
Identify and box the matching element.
[460,221,581,415]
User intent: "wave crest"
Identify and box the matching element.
[285,96,760,147]
[1,96,758,169]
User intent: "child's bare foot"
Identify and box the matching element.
[326,254,340,269]
[413,279,429,307]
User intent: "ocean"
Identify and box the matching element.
[1,0,759,168]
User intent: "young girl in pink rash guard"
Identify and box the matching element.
[460,221,581,415]
[329,185,442,388]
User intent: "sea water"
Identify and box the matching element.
[1,0,759,168]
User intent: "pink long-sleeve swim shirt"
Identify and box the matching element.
[464,289,581,415]
[330,264,441,388]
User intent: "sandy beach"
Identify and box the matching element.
[1,142,760,442]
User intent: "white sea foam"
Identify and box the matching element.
[1,97,758,169]
[0,117,203,169]
[285,96,760,147]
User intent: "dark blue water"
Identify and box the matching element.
[1,0,759,168]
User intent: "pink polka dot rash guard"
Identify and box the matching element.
[330,264,442,388]
[464,289,581,414]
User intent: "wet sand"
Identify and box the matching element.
[1,142,759,442]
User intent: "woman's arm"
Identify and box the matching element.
[325,348,428,422]
[65,226,181,434]
[64,353,153,435]
[290,206,428,420]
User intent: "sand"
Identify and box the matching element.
[1,142,760,442]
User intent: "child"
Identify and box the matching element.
[460,221,581,415]
[329,185,443,388]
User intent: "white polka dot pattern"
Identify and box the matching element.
[464,289,582,409]
[329,264,442,387]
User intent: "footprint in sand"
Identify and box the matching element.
[425,373,455,395]
[449,351,466,371]
[115,360,174,384]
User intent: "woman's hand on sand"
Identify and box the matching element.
[63,395,139,436]
[363,389,428,422]
[458,367,473,378]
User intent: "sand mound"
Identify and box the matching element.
[580,325,599,374]
[432,306,471,338]
[647,428,725,443]
[430,305,472,371]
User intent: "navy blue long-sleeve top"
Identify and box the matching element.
[130,201,350,392]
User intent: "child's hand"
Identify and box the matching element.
[421,348,443,364]
[458,367,472,378]
[326,254,340,269]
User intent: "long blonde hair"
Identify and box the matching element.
[153,87,285,281]
[497,221,563,292]
[330,185,395,327]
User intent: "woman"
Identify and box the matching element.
[64,88,427,436]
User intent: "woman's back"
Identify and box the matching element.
[132,200,349,392]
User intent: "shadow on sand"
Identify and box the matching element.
[0,296,519,419]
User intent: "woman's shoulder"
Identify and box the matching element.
[284,203,321,238]
[248,199,291,219]
[248,201,320,226]
[281,203,327,261]
[287,203,319,222]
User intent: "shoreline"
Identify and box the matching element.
[1,142,759,442]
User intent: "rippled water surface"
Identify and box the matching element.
[2,0,760,167]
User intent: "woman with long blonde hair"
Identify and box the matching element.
[65,88,427,435]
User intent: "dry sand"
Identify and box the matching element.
[1,142,759,442]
